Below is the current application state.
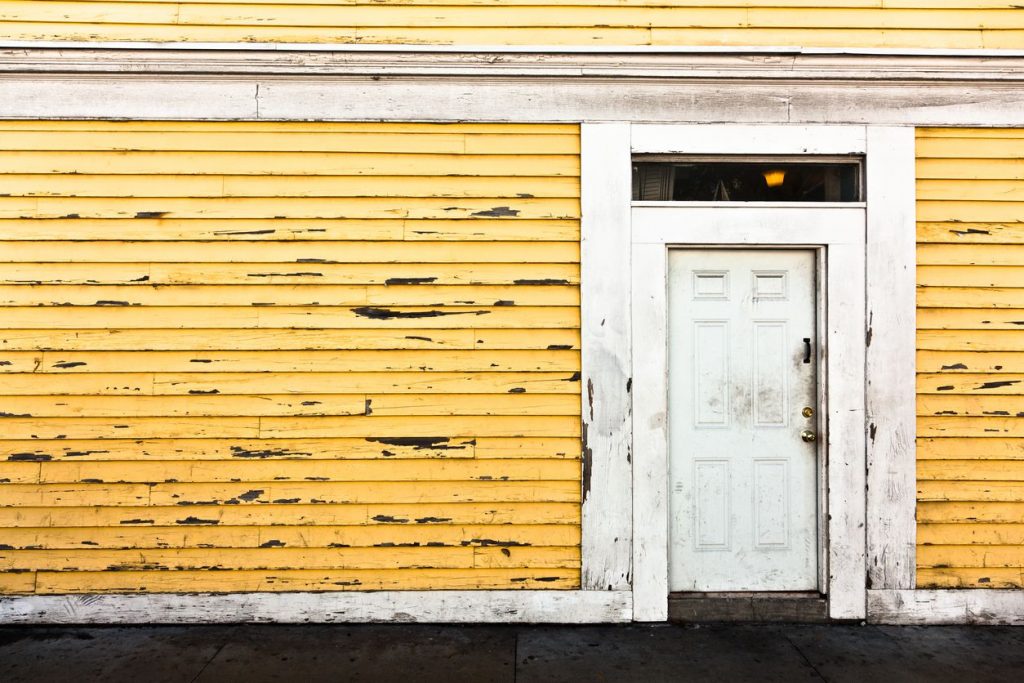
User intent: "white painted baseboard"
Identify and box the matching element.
[0,590,632,624]
[868,590,1024,625]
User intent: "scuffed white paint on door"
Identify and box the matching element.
[668,249,818,592]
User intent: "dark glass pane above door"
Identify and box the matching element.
[632,160,863,202]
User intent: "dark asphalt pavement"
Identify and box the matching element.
[1,623,1023,682]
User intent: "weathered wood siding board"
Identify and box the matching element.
[0,120,582,594]
[1,1,1023,48]
[916,127,1024,590]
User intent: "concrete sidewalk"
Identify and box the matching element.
[2,623,1022,682]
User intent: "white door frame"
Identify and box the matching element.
[633,206,864,620]
[580,123,917,622]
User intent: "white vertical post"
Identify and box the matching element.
[580,123,634,592]
[630,242,670,621]
[865,126,918,591]
[826,239,868,620]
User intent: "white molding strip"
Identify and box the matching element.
[580,123,633,592]
[3,40,1024,57]
[0,79,1020,126]
[630,240,669,622]
[868,590,1024,625]
[0,590,632,625]
[865,128,917,591]
[6,50,1024,83]
[631,124,867,156]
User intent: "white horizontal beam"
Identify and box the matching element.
[632,124,866,155]
[1,78,1019,126]
[0,590,633,624]
[868,590,1024,625]
[3,40,1024,57]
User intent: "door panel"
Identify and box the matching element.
[668,249,818,592]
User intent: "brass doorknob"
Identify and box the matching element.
[801,430,817,443]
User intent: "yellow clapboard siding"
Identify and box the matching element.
[919,202,1024,224]
[918,266,1024,288]
[0,241,579,263]
[0,121,578,134]
[0,121,581,594]
[0,415,582,440]
[0,197,580,221]
[918,180,1024,203]
[0,436,581,461]
[918,437,1024,460]
[1,480,581,507]
[0,219,581,242]
[918,244,1024,267]
[917,567,1023,589]
[919,523,1024,545]
[917,223,1024,244]
[919,460,1024,482]
[0,306,581,330]
[918,545,1024,569]
[919,480,1024,502]
[1,2,1022,48]
[1,329,581,352]
[0,524,581,550]
[918,501,1024,524]
[918,395,1024,415]
[7,349,582,373]
[917,308,1024,330]
[0,545,580,572]
[0,262,582,286]
[0,502,582,528]
[23,459,579,484]
[31,568,580,593]
[917,351,1024,374]
[918,330,1024,352]
[0,393,580,418]
[0,371,582,395]
[918,287,1024,309]
[0,284,580,307]
[918,159,1024,181]
[0,131,580,154]
[918,416,1024,438]
[0,152,581,177]
[0,573,35,594]
[917,129,1024,589]
[0,175,581,199]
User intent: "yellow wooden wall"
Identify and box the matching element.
[917,127,1024,589]
[1,1,1022,48]
[0,120,582,595]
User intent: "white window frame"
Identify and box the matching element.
[580,123,917,622]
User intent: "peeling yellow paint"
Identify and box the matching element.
[0,121,582,593]
[918,128,1024,589]
[1,1,1022,48]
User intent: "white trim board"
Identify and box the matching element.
[6,50,1024,84]
[865,128,917,591]
[0,79,1022,126]
[0,591,632,625]
[580,123,634,592]
[3,40,1024,57]
[868,590,1024,625]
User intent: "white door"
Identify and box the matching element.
[668,249,819,592]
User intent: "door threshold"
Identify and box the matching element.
[668,592,828,623]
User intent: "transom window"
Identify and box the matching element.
[632,157,863,203]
